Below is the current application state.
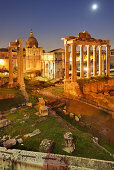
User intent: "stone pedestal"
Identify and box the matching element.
[64,81,82,98]
[62,132,75,153]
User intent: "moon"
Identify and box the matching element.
[92,4,98,10]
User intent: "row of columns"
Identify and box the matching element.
[41,61,55,79]
[8,39,25,89]
[65,43,110,82]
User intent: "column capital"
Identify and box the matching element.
[98,45,102,48]
[106,45,111,48]
[86,45,90,48]
[92,45,96,48]
[64,44,69,47]
[79,44,83,47]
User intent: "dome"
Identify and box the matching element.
[26,30,38,48]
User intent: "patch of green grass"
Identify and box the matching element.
[52,88,64,96]
[0,106,114,161]
[53,88,64,93]
[99,139,114,154]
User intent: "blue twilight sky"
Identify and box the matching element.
[0,0,114,51]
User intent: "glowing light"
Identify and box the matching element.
[84,67,88,71]
[0,59,5,66]
[92,4,98,10]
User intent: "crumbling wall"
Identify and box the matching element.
[0,147,114,170]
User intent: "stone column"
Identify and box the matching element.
[80,45,84,78]
[99,46,102,76]
[43,61,45,77]
[8,47,13,87]
[17,46,21,85]
[71,43,77,82]
[65,44,70,81]
[102,53,105,75]
[106,45,110,76]
[93,45,97,76]
[17,39,25,89]
[87,45,91,78]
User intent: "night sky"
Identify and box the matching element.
[0,0,114,51]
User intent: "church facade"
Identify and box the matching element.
[24,30,64,79]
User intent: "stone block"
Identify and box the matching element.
[26,102,32,107]
[3,139,16,149]
[10,108,17,113]
[75,116,79,122]
[24,129,40,138]
[39,106,48,116]
[69,113,74,118]
[17,138,23,144]
[39,139,54,153]
[0,119,11,128]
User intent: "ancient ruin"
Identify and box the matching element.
[62,132,75,153]
[62,31,111,97]
[8,39,25,89]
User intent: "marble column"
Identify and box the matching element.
[87,45,91,78]
[93,45,97,76]
[106,45,110,76]
[8,47,13,87]
[65,44,70,81]
[102,53,105,75]
[17,46,21,85]
[17,39,25,89]
[71,43,77,82]
[80,45,84,78]
[99,46,102,76]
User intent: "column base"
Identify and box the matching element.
[64,81,82,98]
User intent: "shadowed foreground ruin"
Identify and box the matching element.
[0,147,114,170]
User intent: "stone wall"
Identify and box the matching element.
[0,147,114,170]
[82,78,114,112]
[83,79,114,94]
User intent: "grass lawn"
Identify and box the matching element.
[0,106,113,161]
[0,83,114,161]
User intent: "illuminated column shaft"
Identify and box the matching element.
[106,45,110,76]
[99,46,102,76]
[8,47,13,87]
[80,45,84,78]
[93,45,97,76]
[71,43,77,82]
[17,47,21,84]
[102,53,105,75]
[87,45,91,78]
[17,39,25,89]
[65,44,70,81]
